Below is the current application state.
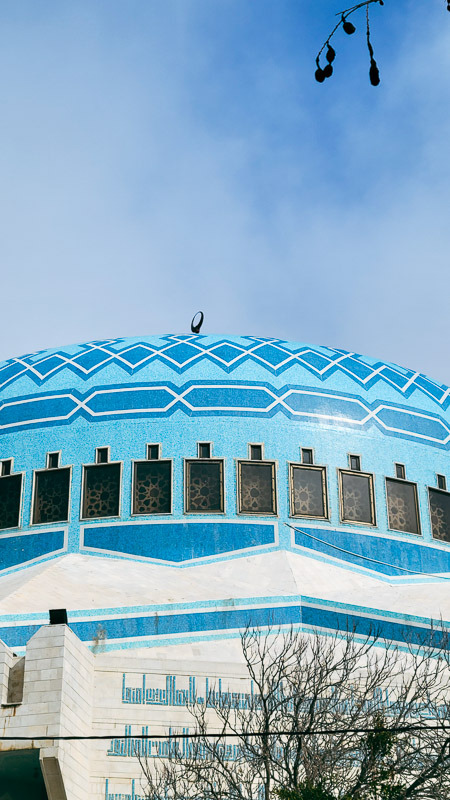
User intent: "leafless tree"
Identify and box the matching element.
[139,625,450,799]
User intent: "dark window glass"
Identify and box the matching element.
[0,474,22,530]
[238,461,276,515]
[186,460,224,513]
[198,443,211,459]
[429,488,450,542]
[147,444,160,460]
[47,452,60,469]
[395,463,406,480]
[133,461,171,514]
[33,468,70,525]
[437,474,447,491]
[1,460,12,477]
[290,465,327,519]
[249,445,263,461]
[96,448,109,464]
[386,478,420,535]
[301,448,313,465]
[340,471,375,524]
[349,455,361,472]
[82,463,120,518]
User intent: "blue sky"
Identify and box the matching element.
[0,1,449,381]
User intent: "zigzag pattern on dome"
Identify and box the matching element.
[1,335,448,406]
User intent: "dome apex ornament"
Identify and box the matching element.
[191,311,204,334]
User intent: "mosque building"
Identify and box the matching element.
[0,333,450,799]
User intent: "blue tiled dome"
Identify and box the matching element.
[1,334,449,443]
[1,334,450,654]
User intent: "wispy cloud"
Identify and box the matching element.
[0,1,448,382]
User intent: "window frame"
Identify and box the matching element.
[301,448,314,465]
[1,458,14,477]
[95,446,111,465]
[427,485,450,542]
[248,443,264,461]
[0,470,24,531]
[46,451,62,470]
[184,458,225,515]
[131,457,173,516]
[288,462,329,520]
[31,464,72,526]
[197,442,213,459]
[348,454,362,472]
[394,463,406,480]
[236,458,278,516]
[146,443,161,461]
[385,476,421,536]
[80,460,123,521]
[338,468,376,527]
[437,474,447,491]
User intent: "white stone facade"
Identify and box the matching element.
[0,623,251,800]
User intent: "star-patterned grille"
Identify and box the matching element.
[238,461,276,515]
[340,472,375,525]
[386,479,420,535]
[33,468,71,525]
[82,464,121,519]
[185,460,224,513]
[290,465,327,518]
[429,488,450,542]
[133,461,172,515]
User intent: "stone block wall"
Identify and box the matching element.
[0,624,94,800]
[0,623,251,799]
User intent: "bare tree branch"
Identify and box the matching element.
[140,624,450,800]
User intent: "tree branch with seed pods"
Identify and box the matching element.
[315,0,449,87]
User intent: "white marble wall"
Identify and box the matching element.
[0,624,248,799]
[0,625,94,800]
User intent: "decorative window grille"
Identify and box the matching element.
[133,460,172,515]
[339,470,375,525]
[0,473,22,530]
[386,478,420,535]
[429,487,450,542]
[290,465,328,519]
[238,461,277,515]
[33,467,71,525]
[185,460,224,513]
[82,463,121,519]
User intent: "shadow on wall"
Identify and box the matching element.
[0,749,48,800]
